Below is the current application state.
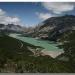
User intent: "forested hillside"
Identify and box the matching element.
[0,34,75,73]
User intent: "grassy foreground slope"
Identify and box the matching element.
[0,34,75,73]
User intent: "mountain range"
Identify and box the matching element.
[32,15,75,41]
[0,15,75,41]
[0,24,24,33]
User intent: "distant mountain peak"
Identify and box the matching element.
[0,24,24,33]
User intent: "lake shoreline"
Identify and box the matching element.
[9,33,64,58]
[41,49,64,58]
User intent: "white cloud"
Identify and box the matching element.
[5,16,21,25]
[0,9,5,16]
[42,2,75,14]
[0,8,22,25]
[36,12,55,20]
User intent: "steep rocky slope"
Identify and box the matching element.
[33,15,75,41]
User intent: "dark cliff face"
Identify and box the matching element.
[34,15,75,41]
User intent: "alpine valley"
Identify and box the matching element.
[0,15,75,73]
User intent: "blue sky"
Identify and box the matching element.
[0,2,75,27]
[0,2,45,27]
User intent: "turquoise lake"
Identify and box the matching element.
[9,33,63,52]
